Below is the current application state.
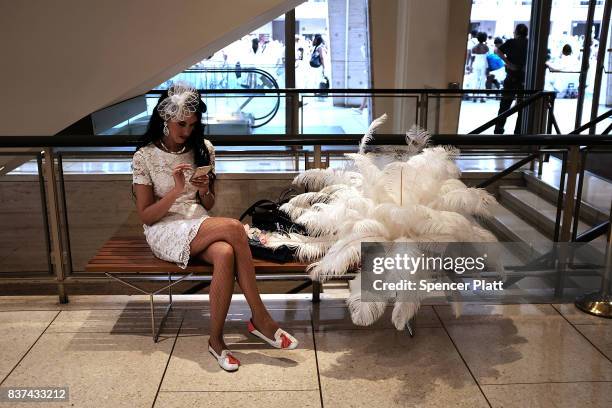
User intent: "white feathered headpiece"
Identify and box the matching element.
[157,81,200,122]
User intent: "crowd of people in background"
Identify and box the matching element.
[465,25,599,102]
[463,21,603,134]
[163,33,330,93]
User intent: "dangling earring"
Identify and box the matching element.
[163,121,169,137]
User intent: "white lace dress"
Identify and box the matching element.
[131,139,216,269]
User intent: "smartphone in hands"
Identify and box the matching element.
[189,165,213,182]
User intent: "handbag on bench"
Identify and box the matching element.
[239,188,309,262]
[239,188,308,235]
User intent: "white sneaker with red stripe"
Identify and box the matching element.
[247,318,299,350]
[208,343,240,372]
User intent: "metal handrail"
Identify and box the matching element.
[80,87,558,140]
[468,91,548,134]
[144,88,553,95]
[546,69,582,74]
[568,109,612,242]
[476,153,539,188]
[575,221,611,243]
[1,133,611,148]
[572,109,612,134]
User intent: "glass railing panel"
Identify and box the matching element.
[201,93,285,135]
[300,93,421,135]
[97,92,286,137]
[545,71,582,133]
[300,92,371,134]
[54,152,140,274]
[0,153,52,277]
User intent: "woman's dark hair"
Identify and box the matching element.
[136,87,211,167]
[313,34,324,47]
[477,32,487,43]
[494,37,503,46]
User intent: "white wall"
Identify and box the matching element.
[370,0,471,133]
[0,0,304,136]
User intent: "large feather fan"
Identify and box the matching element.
[265,114,499,329]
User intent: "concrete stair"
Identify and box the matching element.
[522,171,609,226]
[486,171,609,246]
[498,186,594,239]
[483,171,609,260]
[480,171,610,295]
[483,203,552,260]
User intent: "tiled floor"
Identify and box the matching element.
[0,295,611,407]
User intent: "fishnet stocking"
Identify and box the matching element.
[190,217,279,353]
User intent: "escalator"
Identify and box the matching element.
[96,67,282,136]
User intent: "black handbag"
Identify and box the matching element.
[239,188,308,235]
[316,75,330,97]
[239,188,309,262]
[309,45,322,68]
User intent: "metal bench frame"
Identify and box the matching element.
[103,271,321,342]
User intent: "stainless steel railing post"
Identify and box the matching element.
[559,146,580,242]
[575,203,612,317]
[42,147,68,303]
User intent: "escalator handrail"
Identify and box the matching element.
[154,67,281,128]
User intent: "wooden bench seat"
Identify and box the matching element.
[85,235,318,342]
[85,236,310,274]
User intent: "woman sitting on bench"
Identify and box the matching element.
[131,81,298,372]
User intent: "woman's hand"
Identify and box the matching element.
[190,174,211,194]
[172,163,192,195]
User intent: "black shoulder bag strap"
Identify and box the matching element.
[239,199,277,222]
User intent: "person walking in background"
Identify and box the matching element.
[464,29,480,100]
[546,44,580,98]
[465,29,479,72]
[494,24,528,134]
[469,32,489,102]
[244,37,262,89]
[309,34,329,94]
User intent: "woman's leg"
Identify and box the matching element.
[196,241,236,354]
[190,217,279,339]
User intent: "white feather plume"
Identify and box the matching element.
[265,232,334,261]
[292,168,361,190]
[256,115,501,329]
[285,191,331,207]
[347,272,387,326]
[308,233,388,281]
[358,113,387,154]
[405,124,430,153]
[391,301,419,330]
